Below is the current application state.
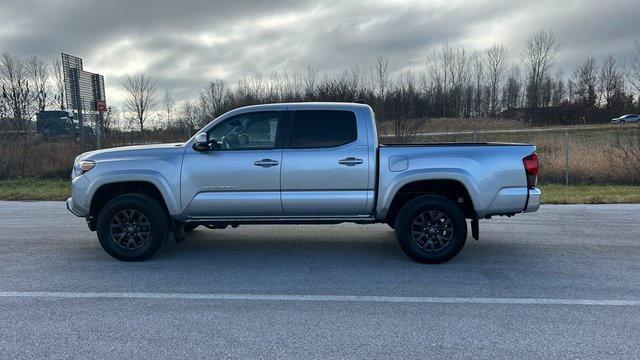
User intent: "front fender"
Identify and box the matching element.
[85,170,181,216]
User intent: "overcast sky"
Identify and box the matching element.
[1,0,639,106]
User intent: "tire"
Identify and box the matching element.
[394,195,467,264]
[96,194,169,261]
[183,223,199,232]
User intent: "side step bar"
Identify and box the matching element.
[185,216,377,225]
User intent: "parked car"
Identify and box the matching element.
[36,110,95,142]
[67,103,541,263]
[611,114,640,124]
[36,110,78,137]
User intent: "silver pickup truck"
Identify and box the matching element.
[67,102,540,263]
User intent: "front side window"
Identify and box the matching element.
[207,111,280,150]
[291,110,357,148]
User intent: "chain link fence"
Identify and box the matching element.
[2,123,640,186]
[395,124,640,186]
[0,131,176,179]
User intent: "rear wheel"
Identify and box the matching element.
[96,194,168,261]
[395,195,467,264]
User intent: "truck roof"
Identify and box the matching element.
[228,102,373,114]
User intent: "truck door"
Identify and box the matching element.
[181,111,284,217]
[281,109,371,216]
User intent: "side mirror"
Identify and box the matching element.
[193,133,210,151]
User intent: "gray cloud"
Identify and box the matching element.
[1,0,639,105]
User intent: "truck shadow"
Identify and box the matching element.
[159,224,537,267]
[135,225,565,296]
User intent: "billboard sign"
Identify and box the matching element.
[61,53,107,143]
[62,53,106,112]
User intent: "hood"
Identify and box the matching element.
[76,143,185,162]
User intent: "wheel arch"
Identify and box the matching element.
[88,173,180,219]
[381,178,477,226]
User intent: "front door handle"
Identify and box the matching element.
[338,157,364,166]
[254,159,279,168]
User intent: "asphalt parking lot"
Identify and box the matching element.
[1,201,639,359]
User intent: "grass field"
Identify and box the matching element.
[0,178,638,204]
[0,178,70,201]
[539,184,640,204]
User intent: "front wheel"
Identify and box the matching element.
[394,195,467,264]
[96,194,169,261]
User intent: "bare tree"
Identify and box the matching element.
[51,58,65,110]
[450,47,469,117]
[178,100,198,137]
[303,66,318,99]
[162,89,175,123]
[374,56,390,99]
[0,52,35,131]
[0,86,7,119]
[502,65,522,110]
[345,65,363,101]
[471,51,484,116]
[599,55,624,109]
[439,43,454,116]
[122,74,157,134]
[522,30,558,115]
[101,105,119,137]
[572,57,599,107]
[484,44,509,116]
[550,73,566,107]
[280,70,304,100]
[26,56,49,112]
[628,38,640,94]
[386,71,426,142]
[199,79,227,124]
[613,126,640,184]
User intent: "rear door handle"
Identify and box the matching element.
[254,159,279,168]
[338,157,363,166]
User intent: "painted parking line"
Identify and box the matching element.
[0,291,639,306]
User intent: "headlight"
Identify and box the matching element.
[73,160,95,177]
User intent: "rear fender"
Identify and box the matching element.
[376,169,480,220]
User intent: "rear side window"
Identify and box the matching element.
[291,110,357,148]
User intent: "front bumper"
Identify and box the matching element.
[524,188,541,212]
[66,198,84,217]
[66,175,91,217]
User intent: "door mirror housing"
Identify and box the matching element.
[193,133,210,151]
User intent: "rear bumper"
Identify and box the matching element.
[524,188,541,212]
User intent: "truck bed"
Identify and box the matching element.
[380,142,535,146]
[376,142,537,218]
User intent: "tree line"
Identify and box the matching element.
[2,30,640,139]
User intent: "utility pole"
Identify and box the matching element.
[97,109,103,149]
[71,66,85,143]
[563,129,569,186]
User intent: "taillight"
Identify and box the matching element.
[523,153,539,188]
